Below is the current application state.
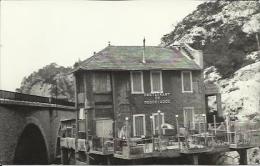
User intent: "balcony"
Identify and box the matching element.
[60,117,260,160]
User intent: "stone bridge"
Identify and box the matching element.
[0,90,76,164]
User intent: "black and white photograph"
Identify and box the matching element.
[0,0,260,165]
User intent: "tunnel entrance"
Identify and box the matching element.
[13,124,48,164]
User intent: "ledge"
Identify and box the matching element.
[0,98,75,110]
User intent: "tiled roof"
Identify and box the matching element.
[73,46,201,72]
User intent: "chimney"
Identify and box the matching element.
[108,41,111,46]
[142,37,146,63]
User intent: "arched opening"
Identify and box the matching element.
[14,124,48,164]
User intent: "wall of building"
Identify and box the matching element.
[113,70,205,137]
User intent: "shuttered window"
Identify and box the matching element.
[77,74,84,93]
[150,71,163,93]
[133,114,146,137]
[152,113,165,135]
[93,72,111,93]
[130,71,144,94]
[183,107,194,129]
[181,71,193,93]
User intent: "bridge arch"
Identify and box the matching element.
[13,118,50,164]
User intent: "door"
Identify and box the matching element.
[95,119,113,138]
[152,113,165,135]
[183,107,194,129]
[133,114,146,137]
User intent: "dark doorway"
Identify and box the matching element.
[13,124,48,164]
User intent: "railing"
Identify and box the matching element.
[114,136,180,157]
[0,90,74,107]
[91,137,114,154]
[228,122,260,148]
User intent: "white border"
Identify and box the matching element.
[183,107,195,129]
[133,114,146,136]
[150,70,163,93]
[181,71,193,93]
[152,112,165,135]
[130,71,144,94]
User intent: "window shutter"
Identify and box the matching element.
[182,71,192,92]
[150,71,163,93]
[93,72,111,93]
[152,72,161,92]
[135,116,144,136]
[153,113,164,135]
[133,115,145,136]
[131,71,143,93]
[184,108,194,129]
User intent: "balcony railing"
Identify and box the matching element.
[91,137,114,154]
[60,116,260,159]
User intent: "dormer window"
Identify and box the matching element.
[181,71,193,93]
[130,71,144,94]
[150,71,163,93]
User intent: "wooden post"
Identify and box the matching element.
[83,73,90,165]
[216,94,222,118]
[192,155,199,165]
[125,117,129,149]
[238,149,248,165]
[213,115,217,135]
[202,114,207,145]
[175,115,180,149]
[158,110,162,152]
[111,72,117,154]
[106,156,111,165]
[74,74,79,163]
[199,121,201,133]
[150,116,154,151]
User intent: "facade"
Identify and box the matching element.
[59,43,260,165]
[74,44,205,141]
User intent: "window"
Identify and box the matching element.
[181,71,193,93]
[150,71,163,93]
[183,107,194,129]
[79,108,85,120]
[130,71,144,94]
[133,114,146,137]
[93,72,111,93]
[152,112,165,135]
[77,74,84,93]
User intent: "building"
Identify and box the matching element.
[59,42,260,165]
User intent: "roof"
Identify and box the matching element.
[73,46,201,72]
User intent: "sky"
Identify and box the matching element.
[0,0,203,91]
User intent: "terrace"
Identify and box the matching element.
[59,115,260,160]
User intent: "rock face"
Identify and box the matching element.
[220,62,260,120]
[16,63,75,101]
[161,1,260,77]
[204,62,260,121]
[204,62,260,165]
